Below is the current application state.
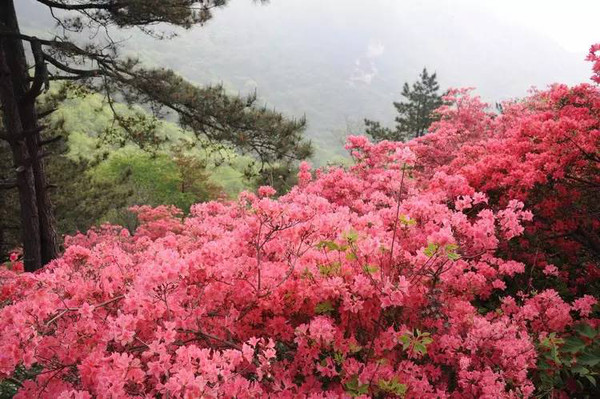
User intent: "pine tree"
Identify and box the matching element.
[0,0,312,271]
[365,67,443,142]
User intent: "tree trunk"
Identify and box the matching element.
[0,0,58,269]
[0,41,42,271]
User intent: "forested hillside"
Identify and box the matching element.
[0,85,257,259]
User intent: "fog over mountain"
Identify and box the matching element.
[16,0,597,163]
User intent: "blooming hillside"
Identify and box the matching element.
[1,49,600,399]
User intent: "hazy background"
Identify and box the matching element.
[17,0,600,163]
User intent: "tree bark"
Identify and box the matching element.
[0,40,42,271]
[0,0,59,269]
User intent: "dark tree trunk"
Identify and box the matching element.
[0,42,42,271]
[0,0,58,269]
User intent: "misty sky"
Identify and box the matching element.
[473,0,600,53]
[18,0,600,97]
[252,0,600,53]
[161,0,598,100]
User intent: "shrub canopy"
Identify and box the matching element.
[1,46,600,399]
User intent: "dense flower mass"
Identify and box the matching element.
[587,43,600,84]
[1,51,600,399]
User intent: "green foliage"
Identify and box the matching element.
[1,85,261,259]
[343,229,359,244]
[344,376,370,397]
[398,214,417,227]
[423,242,461,261]
[365,68,443,142]
[46,1,237,30]
[317,240,342,252]
[377,377,408,397]
[0,365,42,399]
[123,68,313,165]
[46,89,240,230]
[345,252,358,261]
[49,155,133,236]
[399,330,434,356]
[315,301,335,315]
[93,150,214,211]
[362,264,380,274]
[332,351,345,365]
[423,242,439,258]
[249,161,301,196]
[536,323,600,396]
[318,262,341,277]
[444,244,461,261]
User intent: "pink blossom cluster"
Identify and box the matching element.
[587,43,600,84]
[408,77,600,295]
[1,47,600,399]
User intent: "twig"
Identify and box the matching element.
[389,164,408,269]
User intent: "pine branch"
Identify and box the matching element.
[35,0,122,11]
[43,53,103,78]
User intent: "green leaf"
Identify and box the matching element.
[575,323,597,339]
[377,377,407,397]
[317,240,340,251]
[585,375,597,387]
[345,376,369,396]
[444,244,461,260]
[344,230,359,243]
[333,351,344,365]
[424,243,439,258]
[345,376,359,391]
[362,264,380,274]
[414,343,427,355]
[346,252,358,261]
[318,262,341,276]
[399,334,411,349]
[399,214,416,227]
[571,365,590,375]
[577,352,600,367]
[315,301,335,314]
[538,359,552,370]
[562,336,587,353]
[445,243,459,251]
[550,346,561,364]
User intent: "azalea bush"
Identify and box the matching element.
[1,49,600,399]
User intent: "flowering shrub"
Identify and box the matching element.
[409,80,600,300]
[1,50,600,399]
[587,44,600,84]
